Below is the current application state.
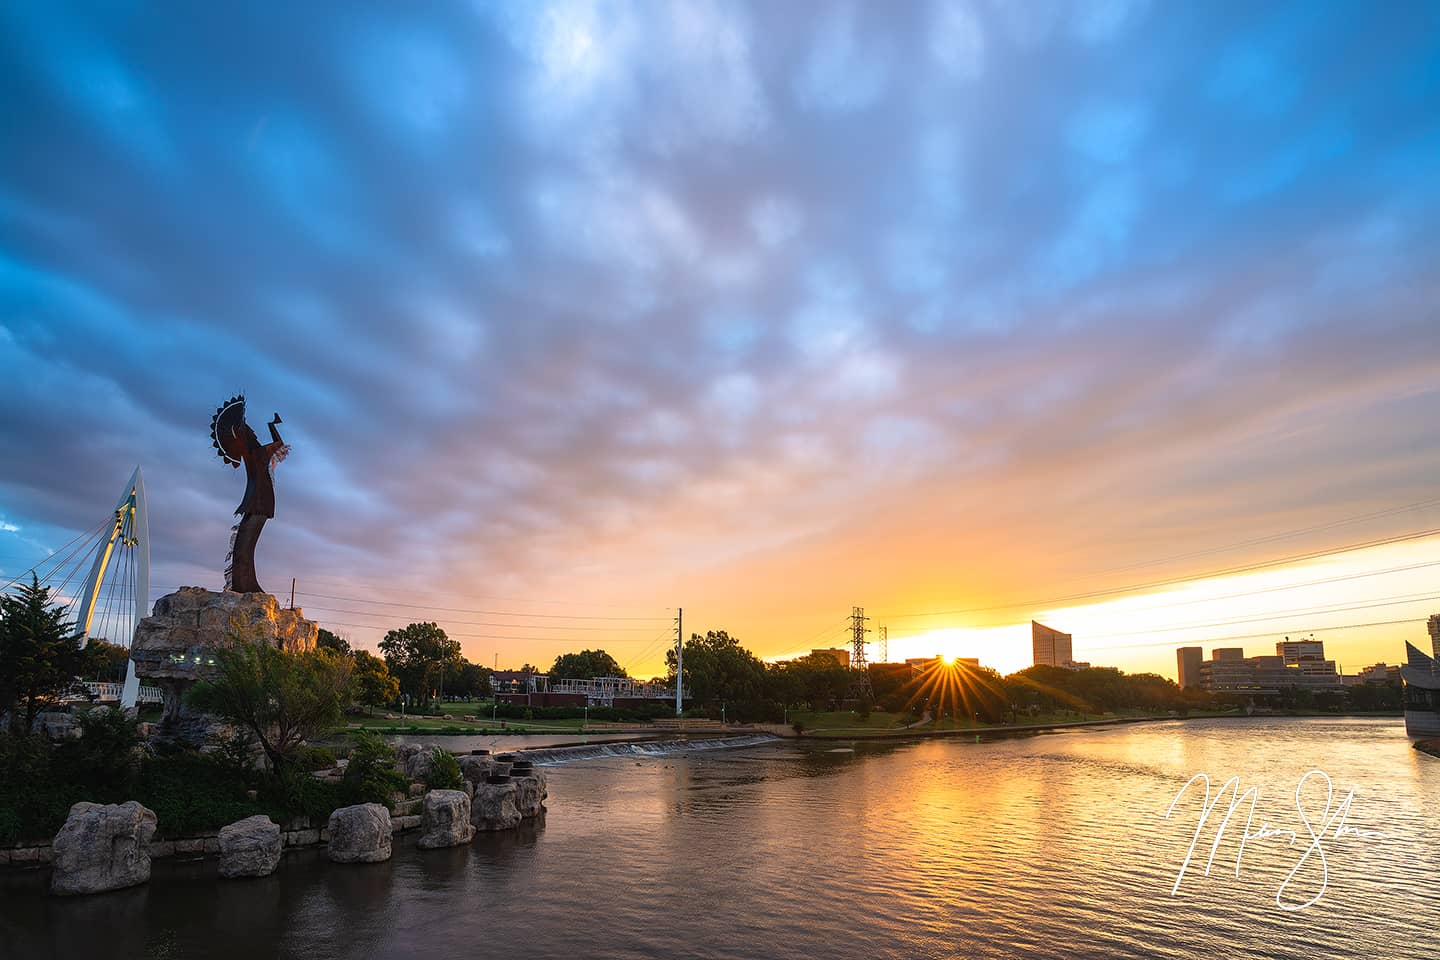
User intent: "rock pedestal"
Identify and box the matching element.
[512,772,548,819]
[326,803,392,863]
[130,587,318,743]
[472,780,522,832]
[50,801,157,896]
[397,745,435,783]
[416,790,474,849]
[217,815,282,878]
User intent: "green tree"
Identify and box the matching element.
[666,631,765,706]
[549,649,626,680]
[85,638,131,682]
[378,622,461,705]
[444,659,492,699]
[189,644,352,775]
[317,628,352,657]
[351,650,400,715]
[0,577,93,734]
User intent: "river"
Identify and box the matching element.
[3,717,1437,959]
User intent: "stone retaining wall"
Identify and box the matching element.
[0,785,428,870]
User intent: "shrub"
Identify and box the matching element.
[426,748,463,791]
[342,731,407,808]
[293,744,338,772]
[136,751,258,839]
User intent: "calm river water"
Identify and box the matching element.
[3,718,1437,959]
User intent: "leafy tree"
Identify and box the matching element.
[317,628,352,657]
[550,648,626,680]
[351,650,399,714]
[771,653,852,711]
[378,622,461,705]
[444,659,492,699]
[666,631,765,706]
[0,577,93,734]
[189,644,352,775]
[85,638,131,682]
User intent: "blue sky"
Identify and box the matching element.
[2,2,1439,674]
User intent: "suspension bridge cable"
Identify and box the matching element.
[0,515,111,591]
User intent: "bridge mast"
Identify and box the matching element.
[72,466,148,708]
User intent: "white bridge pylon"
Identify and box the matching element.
[73,467,149,708]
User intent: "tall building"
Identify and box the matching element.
[1428,614,1440,662]
[811,648,850,668]
[1177,647,1204,689]
[1032,621,1072,667]
[1276,638,1326,665]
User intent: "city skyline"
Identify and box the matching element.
[3,3,1440,680]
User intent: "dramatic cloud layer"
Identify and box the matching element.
[2,2,1438,675]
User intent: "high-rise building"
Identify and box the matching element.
[1276,638,1326,664]
[1428,614,1440,662]
[1177,647,1204,689]
[1032,621,1072,667]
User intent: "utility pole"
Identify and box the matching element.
[675,607,684,717]
[879,625,888,664]
[850,606,874,701]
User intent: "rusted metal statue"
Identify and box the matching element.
[210,395,289,594]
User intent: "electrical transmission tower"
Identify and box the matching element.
[878,625,887,664]
[850,606,874,701]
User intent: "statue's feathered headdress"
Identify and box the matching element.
[210,395,247,468]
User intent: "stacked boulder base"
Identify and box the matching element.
[217,815,282,878]
[472,778,523,832]
[509,762,548,819]
[396,744,436,783]
[50,801,157,896]
[416,790,474,849]
[130,586,319,744]
[326,804,393,863]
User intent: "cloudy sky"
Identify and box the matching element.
[2,1,1439,678]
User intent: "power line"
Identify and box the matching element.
[297,601,662,632]
[1083,618,1427,653]
[1086,494,1440,577]
[284,568,662,611]
[314,617,667,645]
[293,590,668,622]
[878,524,1440,623]
[1067,591,1440,643]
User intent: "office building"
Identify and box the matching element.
[1177,647,1204,689]
[1032,621,1073,668]
[811,648,851,668]
[1194,639,1342,693]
